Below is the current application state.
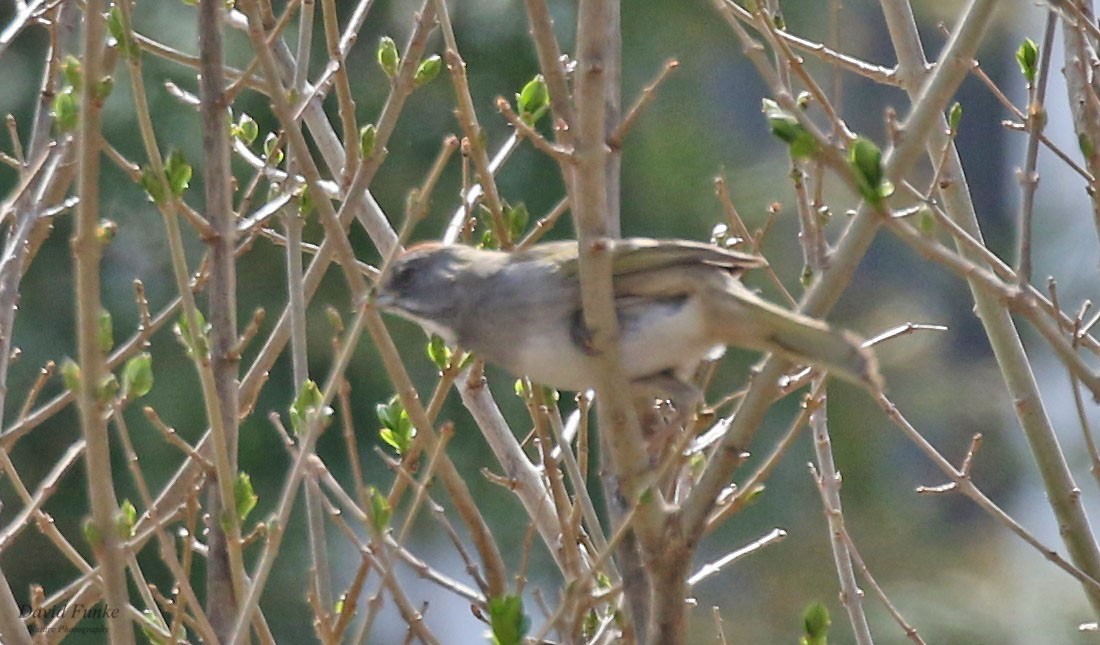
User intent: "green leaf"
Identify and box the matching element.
[232,112,259,145]
[297,184,314,218]
[488,595,529,645]
[97,309,114,353]
[917,206,936,237]
[107,7,140,59]
[376,394,414,454]
[848,137,893,205]
[368,486,391,534]
[762,99,817,159]
[121,352,154,400]
[427,334,452,370]
[516,75,549,125]
[290,379,332,435]
[377,36,400,79]
[505,202,529,240]
[234,472,258,522]
[139,165,166,205]
[164,150,192,198]
[801,601,830,645]
[51,89,78,133]
[359,123,377,158]
[1015,37,1039,84]
[414,54,442,86]
[116,499,137,539]
[174,309,210,359]
[139,609,171,645]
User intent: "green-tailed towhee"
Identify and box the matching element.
[374,238,881,406]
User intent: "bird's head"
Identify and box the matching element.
[374,243,471,342]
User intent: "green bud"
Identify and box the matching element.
[297,185,314,218]
[96,373,120,403]
[62,55,82,91]
[801,601,830,645]
[52,90,78,133]
[427,334,452,371]
[414,54,442,86]
[60,357,81,392]
[1080,133,1096,159]
[164,150,191,198]
[516,74,549,125]
[762,98,817,159]
[359,124,376,159]
[848,136,893,205]
[1015,37,1039,84]
[368,486,391,534]
[82,518,102,548]
[234,472,258,522]
[93,76,114,103]
[263,132,284,165]
[173,310,209,359]
[232,113,258,145]
[97,309,114,353]
[324,305,344,332]
[121,352,154,400]
[96,219,118,244]
[139,165,166,205]
[488,595,530,645]
[116,499,137,539]
[289,379,332,435]
[948,102,963,133]
[377,36,400,79]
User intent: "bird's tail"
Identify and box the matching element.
[709,286,883,391]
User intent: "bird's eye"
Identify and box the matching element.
[388,262,415,292]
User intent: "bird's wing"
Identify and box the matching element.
[529,238,766,278]
[608,239,766,276]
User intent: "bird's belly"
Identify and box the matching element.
[618,296,717,379]
[510,296,718,391]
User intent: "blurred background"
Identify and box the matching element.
[1,0,1099,642]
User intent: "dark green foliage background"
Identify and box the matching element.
[0,0,1092,642]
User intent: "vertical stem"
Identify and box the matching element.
[73,1,134,642]
[809,384,873,644]
[199,0,247,636]
[287,0,334,614]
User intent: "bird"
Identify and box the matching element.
[374,238,881,410]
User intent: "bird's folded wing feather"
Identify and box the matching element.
[609,239,766,275]
[539,238,766,278]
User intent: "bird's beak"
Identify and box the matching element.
[372,290,394,309]
[362,288,394,311]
